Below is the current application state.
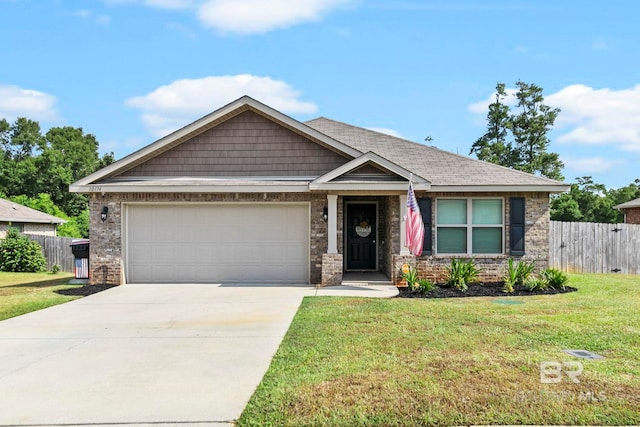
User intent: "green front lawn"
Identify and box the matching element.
[0,271,77,321]
[239,274,640,426]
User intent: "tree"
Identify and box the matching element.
[9,194,86,238]
[0,117,114,236]
[470,80,564,180]
[469,83,515,166]
[0,117,114,218]
[550,193,582,222]
[550,176,640,223]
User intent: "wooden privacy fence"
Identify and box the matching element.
[22,234,75,273]
[549,221,640,274]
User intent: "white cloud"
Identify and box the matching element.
[467,87,517,114]
[104,0,192,8]
[125,74,318,137]
[197,0,351,34]
[562,156,625,173]
[71,9,111,25]
[469,83,640,152]
[367,127,403,138]
[144,0,193,9]
[0,84,59,122]
[104,0,351,34]
[592,39,608,50]
[547,84,640,151]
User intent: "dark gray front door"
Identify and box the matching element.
[346,204,377,270]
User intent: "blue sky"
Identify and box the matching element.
[1,0,639,188]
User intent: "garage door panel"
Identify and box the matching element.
[127,204,309,284]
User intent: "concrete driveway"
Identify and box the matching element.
[0,283,397,426]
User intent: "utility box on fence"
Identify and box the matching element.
[70,239,90,280]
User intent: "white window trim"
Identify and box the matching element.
[435,197,505,255]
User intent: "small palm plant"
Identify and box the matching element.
[445,258,480,292]
[503,258,536,293]
[401,265,420,292]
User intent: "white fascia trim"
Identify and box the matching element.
[70,183,310,193]
[429,185,571,193]
[312,151,430,185]
[0,218,66,224]
[309,182,431,191]
[72,96,361,188]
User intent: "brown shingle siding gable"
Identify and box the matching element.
[118,111,351,178]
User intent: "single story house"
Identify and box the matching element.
[614,198,640,224]
[70,96,569,286]
[0,198,67,238]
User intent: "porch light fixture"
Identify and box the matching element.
[101,206,109,222]
[322,206,328,222]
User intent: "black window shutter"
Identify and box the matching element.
[418,198,432,255]
[510,197,525,256]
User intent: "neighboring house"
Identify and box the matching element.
[0,198,67,238]
[70,96,569,286]
[614,198,640,224]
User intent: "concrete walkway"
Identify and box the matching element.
[0,283,396,426]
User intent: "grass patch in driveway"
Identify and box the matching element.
[238,274,640,426]
[0,271,77,321]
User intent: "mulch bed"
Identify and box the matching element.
[396,282,577,299]
[56,284,117,296]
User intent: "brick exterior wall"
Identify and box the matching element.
[88,190,551,287]
[391,192,551,284]
[0,222,57,238]
[89,192,329,286]
[624,207,640,224]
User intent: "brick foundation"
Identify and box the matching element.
[391,191,551,285]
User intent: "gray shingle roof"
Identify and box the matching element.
[0,198,66,224]
[614,198,640,209]
[305,117,567,188]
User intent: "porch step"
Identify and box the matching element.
[341,272,393,287]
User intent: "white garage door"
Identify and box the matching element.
[125,204,309,284]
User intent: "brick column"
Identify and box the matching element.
[321,253,343,286]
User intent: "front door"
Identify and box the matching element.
[346,203,377,270]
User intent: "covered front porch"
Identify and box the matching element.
[320,193,414,286]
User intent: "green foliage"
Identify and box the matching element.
[503,258,535,293]
[470,80,564,181]
[401,266,434,294]
[401,265,419,291]
[0,229,47,272]
[524,275,549,292]
[541,268,568,290]
[551,176,640,223]
[51,264,60,274]
[0,117,114,219]
[416,278,434,294]
[8,194,85,238]
[445,258,480,292]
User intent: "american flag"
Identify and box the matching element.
[406,181,425,256]
[75,258,89,279]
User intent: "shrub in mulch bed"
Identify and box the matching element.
[396,282,577,299]
[55,284,116,296]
